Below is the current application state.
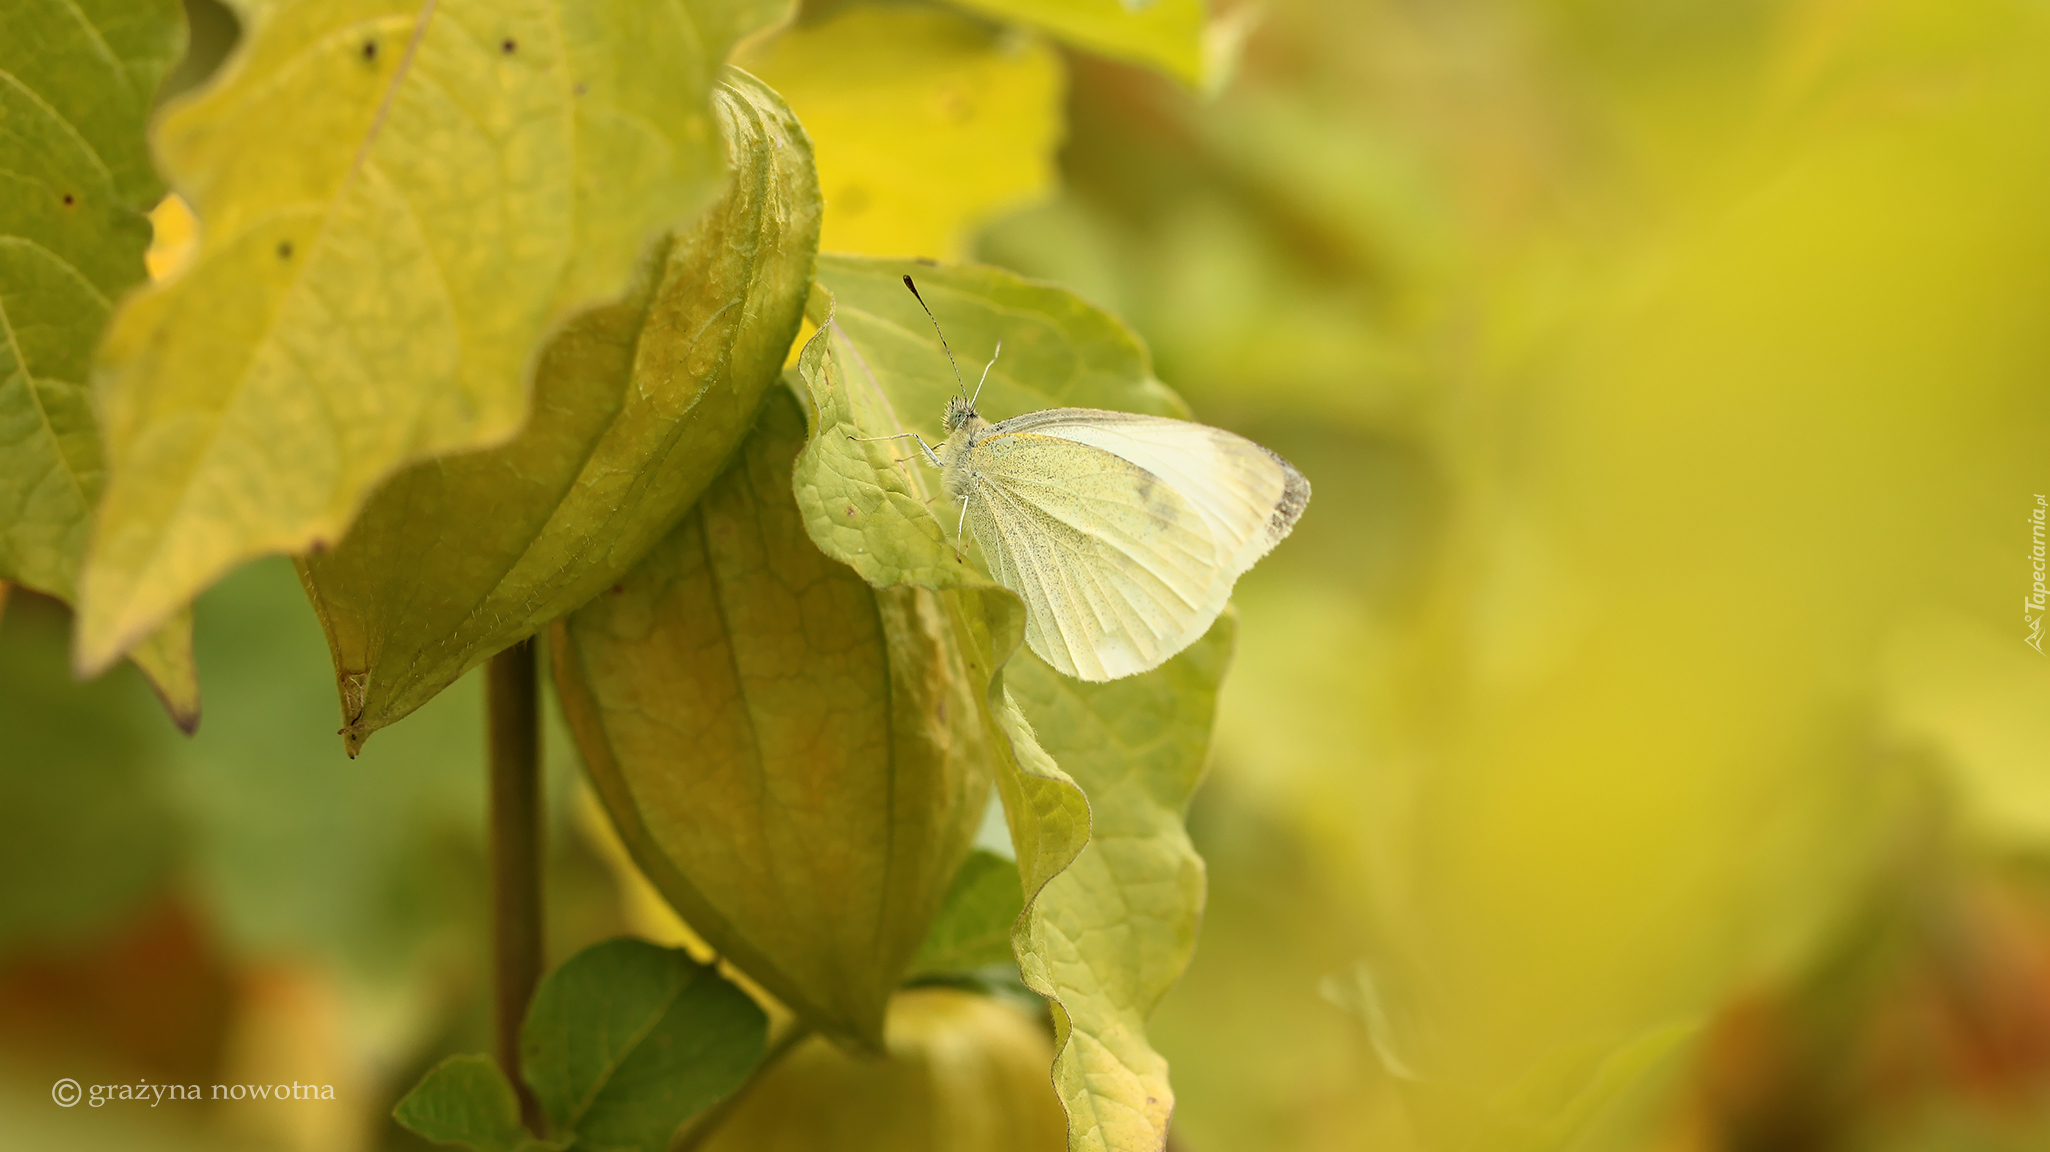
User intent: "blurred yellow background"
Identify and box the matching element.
[6,0,2049,1149]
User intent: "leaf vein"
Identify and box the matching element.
[0,64,117,188]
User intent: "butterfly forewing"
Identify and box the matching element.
[990,409,1308,575]
[962,430,1231,680]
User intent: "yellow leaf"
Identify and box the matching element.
[946,0,1208,88]
[75,0,793,676]
[742,5,1063,259]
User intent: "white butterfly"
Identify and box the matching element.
[857,277,1310,681]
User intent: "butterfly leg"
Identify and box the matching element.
[953,497,969,563]
[847,430,941,468]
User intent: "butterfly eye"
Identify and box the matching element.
[944,396,973,432]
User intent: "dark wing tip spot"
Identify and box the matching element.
[501,37,517,53]
[361,39,377,61]
[1261,447,1311,542]
[277,240,294,260]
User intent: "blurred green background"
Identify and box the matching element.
[6,0,2050,1149]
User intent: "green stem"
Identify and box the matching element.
[671,1022,816,1152]
[488,638,546,1134]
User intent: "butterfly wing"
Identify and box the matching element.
[991,408,1310,579]
[960,429,1231,681]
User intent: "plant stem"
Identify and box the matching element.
[488,638,545,1134]
[671,1022,815,1152]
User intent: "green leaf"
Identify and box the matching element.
[298,69,818,754]
[1,0,183,206]
[910,849,1026,980]
[393,1055,562,1152]
[942,0,1208,87]
[1002,616,1231,1152]
[0,0,199,724]
[521,937,767,1152]
[794,255,1184,594]
[74,0,795,678]
[554,387,991,1049]
[685,987,1067,1152]
[788,256,1220,1151]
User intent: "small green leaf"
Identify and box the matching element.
[794,255,1184,595]
[521,938,767,1152]
[1003,615,1233,1152]
[75,0,795,677]
[942,0,1208,87]
[298,69,818,753]
[818,253,1187,452]
[0,0,198,723]
[910,849,1026,980]
[393,1055,560,1152]
[554,388,990,1049]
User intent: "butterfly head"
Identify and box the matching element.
[943,395,979,434]
[906,275,1000,438]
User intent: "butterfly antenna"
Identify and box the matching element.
[971,339,1001,407]
[903,274,968,399]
